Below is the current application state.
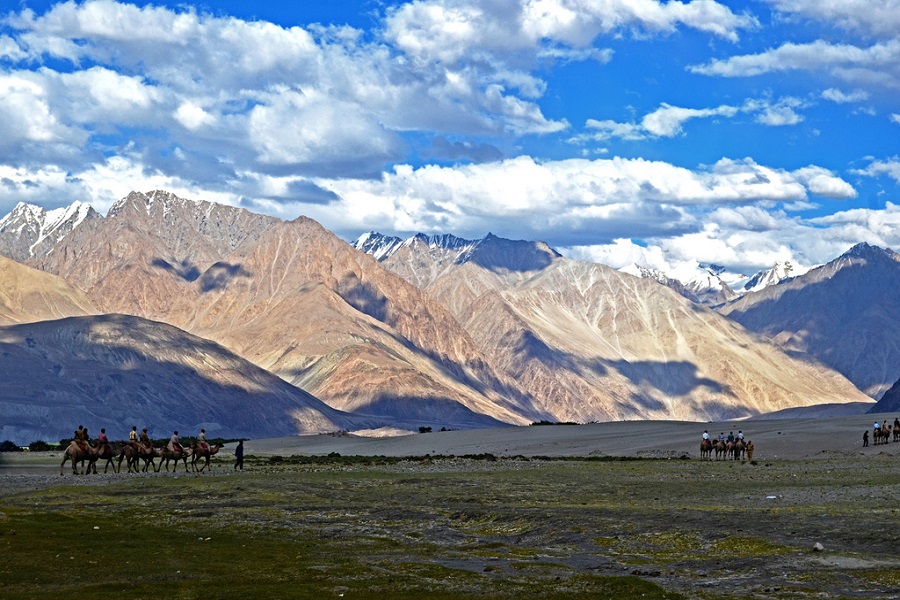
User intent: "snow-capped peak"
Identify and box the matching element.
[0,200,99,260]
[742,261,797,293]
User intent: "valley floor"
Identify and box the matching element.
[2,417,899,599]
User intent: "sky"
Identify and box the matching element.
[1,0,899,277]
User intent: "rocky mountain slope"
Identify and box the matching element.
[0,255,97,325]
[0,314,368,445]
[7,192,542,430]
[719,243,900,398]
[361,232,870,421]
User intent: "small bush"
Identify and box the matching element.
[0,440,22,452]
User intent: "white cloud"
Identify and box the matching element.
[891,114,900,125]
[310,156,855,245]
[640,103,739,137]
[821,88,869,103]
[386,0,754,68]
[690,39,900,89]
[763,0,900,38]
[854,157,900,183]
[744,96,806,126]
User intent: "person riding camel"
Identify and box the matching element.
[97,428,111,458]
[129,426,139,449]
[168,431,182,454]
[197,428,209,452]
[74,425,88,451]
[139,428,152,448]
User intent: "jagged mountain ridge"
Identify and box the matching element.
[360,233,870,421]
[0,201,100,262]
[0,194,879,432]
[2,192,544,430]
[719,243,900,398]
[0,314,371,445]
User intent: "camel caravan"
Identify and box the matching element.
[60,425,224,475]
[871,419,900,446]
[699,430,754,462]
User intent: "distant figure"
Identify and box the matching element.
[863,430,869,447]
[874,421,880,431]
[97,428,108,445]
[129,426,139,448]
[139,428,152,447]
[197,428,209,451]
[234,441,244,470]
[702,430,709,441]
[737,430,744,441]
[718,432,725,443]
[894,417,900,430]
[746,440,754,462]
[727,431,735,443]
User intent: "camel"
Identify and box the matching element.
[118,443,161,473]
[700,439,712,460]
[191,442,224,472]
[60,441,101,475]
[159,445,193,472]
[733,439,746,460]
[894,427,900,443]
[713,440,726,460]
[94,442,119,474]
[873,427,890,446]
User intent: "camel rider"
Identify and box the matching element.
[97,428,111,457]
[129,426,139,449]
[737,430,744,441]
[197,428,209,451]
[169,431,182,454]
[139,428,152,448]
[727,431,734,443]
[74,425,87,451]
[702,430,709,442]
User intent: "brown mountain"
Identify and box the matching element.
[719,243,900,398]
[0,254,97,325]
[24,191,543,429]
[372,234,870,421]
[0,314,366,445]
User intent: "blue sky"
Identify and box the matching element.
[1,0,898,276]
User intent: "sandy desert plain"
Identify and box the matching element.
[1,414,899,599]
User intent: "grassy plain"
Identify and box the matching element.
[1,452,899,599]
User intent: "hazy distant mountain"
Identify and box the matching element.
[0,314,363,445]
[0,254,97,325]
[355,231,561,289]
[621,262,739,307]
[0,201,100,262]
[360,234,868,421]
[720,243,900,398]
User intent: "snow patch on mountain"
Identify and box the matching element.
[0,201,98,261]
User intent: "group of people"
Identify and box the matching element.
[701,429,754,460]
[862,417,900,446]
[74,425,244,469]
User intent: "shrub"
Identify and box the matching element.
[28,440,53,452]
[0,440,22,452]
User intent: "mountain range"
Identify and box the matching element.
[1,190,893,443]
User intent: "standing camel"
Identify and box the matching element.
[60,441,101,475]
[159,446,193,472]
[700,439,712,460]
[191,442,224,472]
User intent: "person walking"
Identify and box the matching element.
[863,429,869,447]
[234,440,244,470]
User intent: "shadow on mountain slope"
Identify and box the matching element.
[0,315,368,446]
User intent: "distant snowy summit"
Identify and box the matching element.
[622,259,805,306]
[0,201,100,262]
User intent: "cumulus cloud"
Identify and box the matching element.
[689,39,900,89]
[565,201,900,278]
[311,156,855,245]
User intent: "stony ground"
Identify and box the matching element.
[2,448,899,599]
